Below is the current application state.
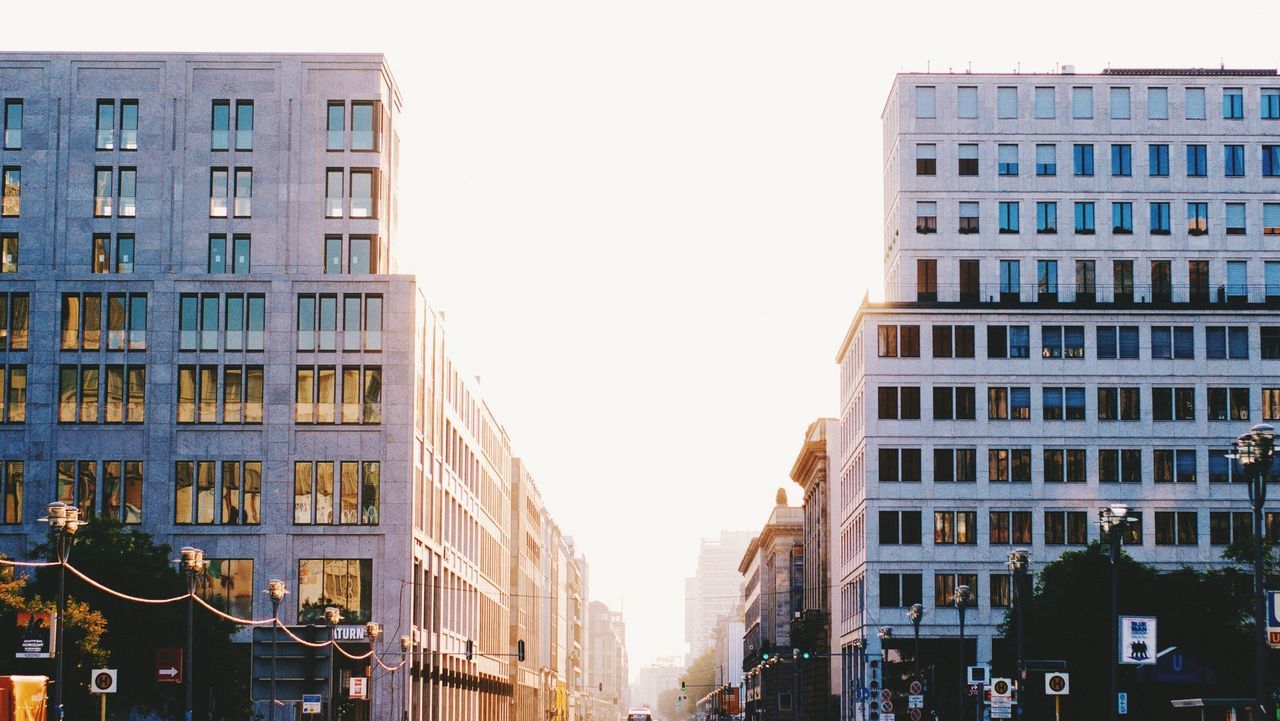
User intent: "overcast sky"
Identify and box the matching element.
[20,0,1280,679]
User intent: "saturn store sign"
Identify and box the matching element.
[15,612,55,659]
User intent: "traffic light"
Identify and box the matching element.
[465,639,474,661]
[681,681,686,692]
[761,640,772,661]
[517,639,526,662]
[801,650,812,660]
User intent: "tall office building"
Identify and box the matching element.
[835,66,1280,720]
[684,530,754,662]
[0,52,521,721]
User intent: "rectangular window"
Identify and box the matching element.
[1045,511,1088,545]
[1264,145,1280,178]
[326,169,344,218]
[1149,144,1170,177]
[915,201,937,234]
[997,87,1018,118]
[932,325,974,358]
[998,144,1018,176]
[1209,511,1253,545]
[1034,86,1055,118]
[957,86,978,119]
[1186,87,1206,119]
[1224,88,1244,119]
[112,169,136,219]
[1072,86,1093,118]
[879,573,923,608]
[958,202,979,233]
[324,236,343,274]
[0,294,30,352]
[2,100,21,150]
[1036,202,1057,233]
[1148,87,1169,119]
[1150,202,1171,234]
[1266,203,1280,235]
[1099,448,1143,483]
[917,259,937,301]
[4,365,27,422]
[915,143,936,175]
[1097,387,1140,421]
[1,166,19,217]
[352,102,377,151]
[1227,202,1247,234]
[988,449,1032,482]
[95,100,114,150]
[1154,449,1198,483]
[996,202,1019,234]
[1075,260,1096,300]
[1206,326,1249,359]
[1037,260,1058,300]
[211,101,230,151]
[1112,202,1133,234]
[93,168,112,217]
[1264,89,1280,119]
[1035,144,1056,176]
[878,448,922,483]
[1074,202,1095,234]
[1187,202,1208,235]
[934,573,978,608]
[327,102,345,150]
[350,169,375,218]
[1109,86,1131,119]
[1073,144,1094,176]
[120,100,138,151]
[209,168,228,217]
[349,235,375,274]
[233,168,252,217]
[1111,144,1132,176]
[234,100,254,151]
[1225,145,1246,177]
[915,86,936,118]
[297,559,373,623]
[933,510,977,545]
[1187,145,1207,177]
[958,144,978,176]
[1155,511,1199,545]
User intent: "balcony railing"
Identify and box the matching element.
[893,282,1279,308]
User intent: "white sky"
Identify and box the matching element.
[19,0,1280,679]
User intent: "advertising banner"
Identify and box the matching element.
[15,612,55,659]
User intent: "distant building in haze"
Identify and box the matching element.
[684,530,754,663]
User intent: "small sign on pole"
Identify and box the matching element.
[15,612,56,658]
[90,669,117,693]
[1045,672,1070,695]
[302,694,322,714]
[155,648,182,683]
[908,695,924,709]
[1119,616,1157,665]
[349,676,368,699]
[1118,691,1129,715]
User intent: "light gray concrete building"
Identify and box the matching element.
[0,52,517,721]
[684,530,753,663]
[836,67,1280,721]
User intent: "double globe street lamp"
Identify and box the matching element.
[1233,422,1276,720]
[954,584,972,721]
[264,579,288,721]
[177,547,208,721]
[39,502,81,721]
[1099,504,1135,721]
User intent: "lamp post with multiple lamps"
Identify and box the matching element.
[365,622,381,719]
[1007,549,1030,685]
[39,502,81,721]
[1233,422,1276,720]
[177,546,207,721]
[954,584,972,721]
[907,603,924,683]
[324,606,342,721]
[264,579,288,721]
[1099,504,1133,721]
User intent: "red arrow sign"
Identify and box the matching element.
[156,647,183,684]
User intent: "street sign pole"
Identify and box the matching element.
[100,694,106,721]
[1054,696,1060,721]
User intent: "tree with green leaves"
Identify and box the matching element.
[998,542,1260,721]
[23,520,249,720]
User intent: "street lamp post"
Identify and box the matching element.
[907,604,924,683]
[324,606,342,721]
[39,502,80,721]
[1100,504,1133,721]
[1234,423,1276,720]
[365,622,381,720]
[177,547,207,721]
[954,584,972,721]
[1007,549,1030,684]
[264,580,288,721]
